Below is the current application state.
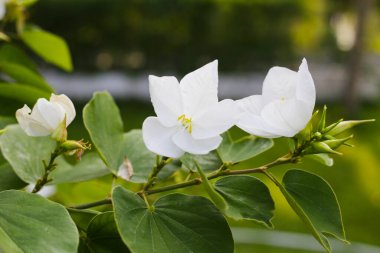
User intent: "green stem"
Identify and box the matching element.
[69,198,112,209]
[32,145,63,193]
[143,156,172,191]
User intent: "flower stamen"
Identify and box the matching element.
[178,114,193,134]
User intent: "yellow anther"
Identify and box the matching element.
[178,114,193,134]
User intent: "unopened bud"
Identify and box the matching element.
[303,142,342,156]
[328,119,375,136]
[323,135,353,149]
[61,140,91,160]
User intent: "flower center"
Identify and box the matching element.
[178,114,193,134]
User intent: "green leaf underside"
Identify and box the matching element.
[80,212,129,253]
[215,175,274,228]
[0,125,56,183]
[0,163,27,191]
[50,152,110,184]
[0,190,79,253]
[0,63,53,92]
[0,83,50,104]
[83,91,125,174]
[218,133,273,163]
[180,151,222,172]
[0,44,38,73]
[123,130,156,183]
[21,25,72,72]
[112,186,234,253]
[281,169,347,253]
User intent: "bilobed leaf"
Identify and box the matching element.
[123,130,156,183]
[181,151,222,172]
[218,133,273,163]
[0,44,38,72]
[0,163,27,191]
[50,152,110,184]
[0,83,50,104]
[0,125,56,183]
[83,92,125,174]
[214,175,274,228]
[0,190,79,253]
[280,169,347,253]
[112,186,234,253]
[0,63,53,92]
[21,25,72,72]
[81,212,130,253]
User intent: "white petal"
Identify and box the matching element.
[0,2,5,21]
[172,130,222,155]
[142,117,184,158]
[180,60,218,117]
[16,105,51,136]
[34,98,66,130]
[149,75,183,127]
[237,112,282,138]
[296,58,316,113]
[262,66,298,105]
[50,94,76,126]
[237,95,263,115]
[192,99,239,139]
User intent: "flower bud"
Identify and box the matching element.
[327,119,375,136]
[323,135,353,149]
[61,139,91,160]
[303,142,342,155]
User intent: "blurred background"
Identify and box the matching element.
[22,0,380,252]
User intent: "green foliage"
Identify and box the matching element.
[215,175,274,228]
[112,186,234,253]
[218,133,273,163]
[181,151,222,172]
[21,25,72,72]
[0,125,56,183]
[83,91,125,174]
[0,44,38,72]
[280,169,347,253]
[79,212,130,253]
[0,163,27,191]
[0,190,79,253]
[0,83,50,104]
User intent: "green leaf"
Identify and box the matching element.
[0,83,50,104]
[50,152,110,184]
[181,151,222,172]
[80,212,130,253]
[67,208,99,232]
[214,175,274,228]
[0,125,56,183]
[217,133,273,163]
[305,154,334,167]
[123,130,156,183]
[0,44,38,72]
[0,190,79,252]
[21,25,72,72]
[0,63,53,92]
[280,169,347,253]
[0,116,15,128]
[112,186,234,253]
[0,163,27,191]
[83,91,125,174]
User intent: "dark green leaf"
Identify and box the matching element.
[81,212,129,253]
[0,190,79,252]
[50,152,110,184]
[0,83,50,104]
[0,163,27,191]
[67,208,100,232]
[218,133,273,163]
[181,151,222,172]
[281,169,347,253]
[21,25,72,72]
[112,186,234,253]
[0,125,56,183]
[83,92,125,174]
[215,175,274,228]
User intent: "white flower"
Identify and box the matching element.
[142,60,239,158]
[237,58,315,138]
[16,94,76,136]
[26,184,56,198]
[0,0,7,21]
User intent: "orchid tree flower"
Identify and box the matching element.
[142,60,239,158]
[16,94,76,137]
[0,0,7,21]
[237,58,316,138]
